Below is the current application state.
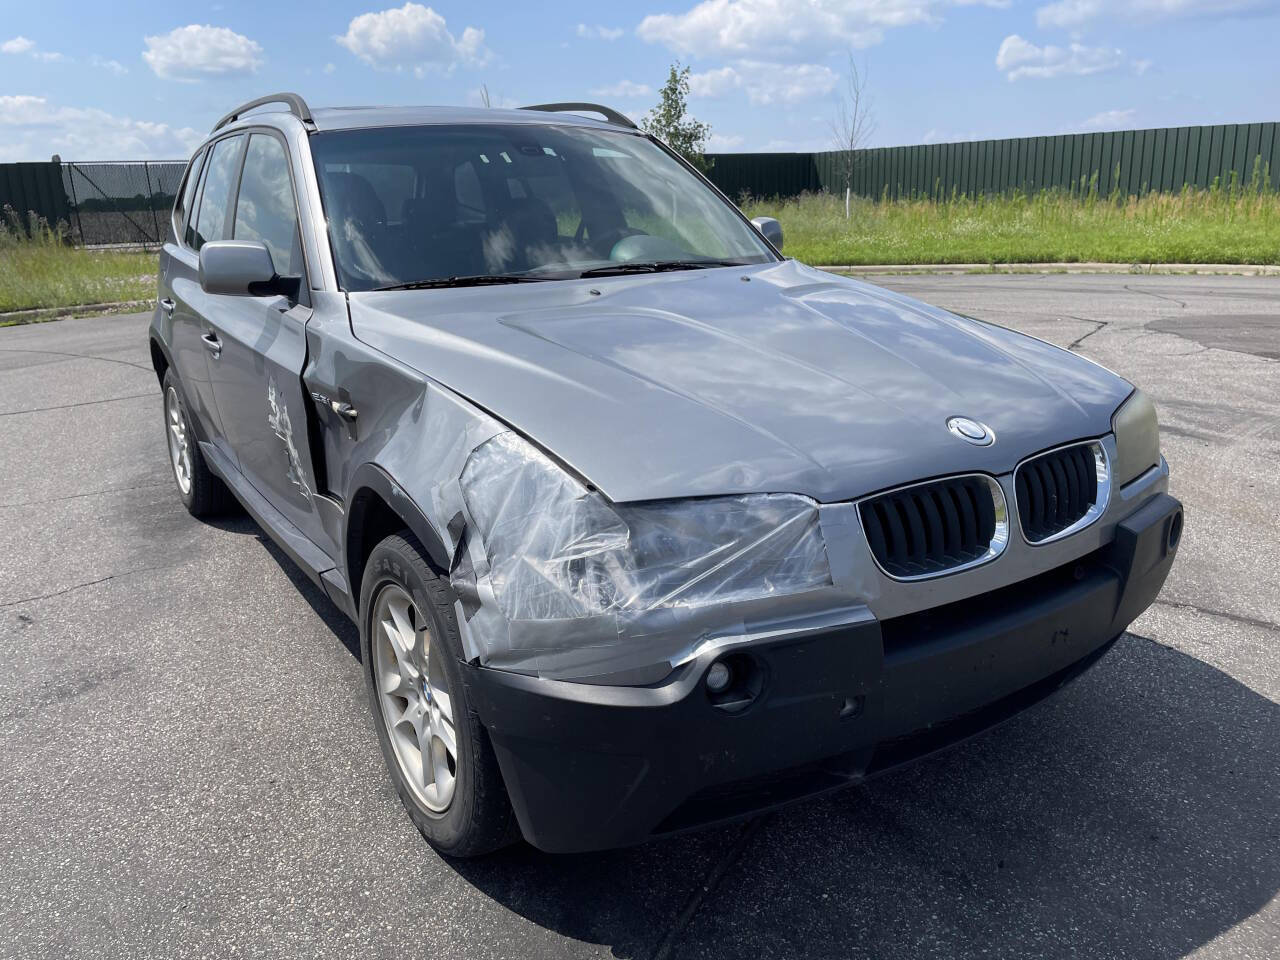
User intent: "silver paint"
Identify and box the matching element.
[150,103,1157,683]
[348,259,1132,504]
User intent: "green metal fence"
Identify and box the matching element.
[707,122,1280,201]
[0,162,70,235]
[0,159,185,245]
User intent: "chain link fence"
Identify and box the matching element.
[59,160,186,246]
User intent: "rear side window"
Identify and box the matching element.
[233,134,302,278]
[173,148,205,245]
[191,134,244,251]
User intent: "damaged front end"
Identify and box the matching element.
[436,428,855,682]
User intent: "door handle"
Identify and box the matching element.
[160,297,176,316]
[201,332,222,358]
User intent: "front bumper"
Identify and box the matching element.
[463,492,1183,853]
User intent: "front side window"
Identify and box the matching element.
[310,123,776,291]
[191,134,244,251]
[233,134,303,278]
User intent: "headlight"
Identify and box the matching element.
[1111,389,1160,486]
[459,431,831,621]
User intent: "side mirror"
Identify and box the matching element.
[750,216,784,251]
[199,240,296,298]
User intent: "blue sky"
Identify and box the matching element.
[1,0,1277,161]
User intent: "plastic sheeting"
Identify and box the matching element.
[444,430,833,677]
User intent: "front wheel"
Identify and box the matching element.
[359,532,518,857]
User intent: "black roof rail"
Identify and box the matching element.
[519,102,637,130]
[212,92,314,133]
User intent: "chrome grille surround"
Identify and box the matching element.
[857,473,1009,582]
[1014,439,1111,545]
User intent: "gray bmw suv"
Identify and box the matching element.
[150,93,1182,856]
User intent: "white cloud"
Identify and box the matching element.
[591,80,653,98]
[90,55,128,75]
[0,95,202,162]
[1080,107,1137,129]
[1036,0,1271,29]
[687,66,739,98]
[638,0,1010,60]
[1132,57,1153,74]
[689,60,839,104]
[337,3,489,74]
[143,25,262,80]
[707,132,745,150]
[576,23,625,40]
[996,34,1124,80]
[2,36,65,61]
[323,62,336,74]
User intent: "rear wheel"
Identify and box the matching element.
[161,370,236,518]
[359,532,519,857]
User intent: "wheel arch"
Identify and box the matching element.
[149,334,172,388]
[345,463,453,612]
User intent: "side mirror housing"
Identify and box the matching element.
[750,216,784,251]
[199,240,296,298]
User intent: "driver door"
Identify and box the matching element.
[203,131,335,558]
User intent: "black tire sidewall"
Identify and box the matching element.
[359,535,482,854]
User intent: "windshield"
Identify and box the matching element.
[310,123,776,291]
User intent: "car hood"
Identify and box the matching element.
[348,260,1131,503]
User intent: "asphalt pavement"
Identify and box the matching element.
[1,273,1277,960]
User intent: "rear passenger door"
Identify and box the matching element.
[158,139,232,451]
[203,131,332,555]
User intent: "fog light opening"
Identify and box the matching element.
[706,660,732,693]
[705,653,765,714]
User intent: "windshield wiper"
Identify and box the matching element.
[372,274,552,291]
[577,259,747,278]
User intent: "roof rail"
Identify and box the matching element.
[212,93,314,133]
[519,102,637,130]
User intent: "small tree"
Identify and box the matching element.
[830,54,874,218]
[642,62,712,173]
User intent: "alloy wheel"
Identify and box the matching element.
[371,583,458,812]
[165,386,193,496]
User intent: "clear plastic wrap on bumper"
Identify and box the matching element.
[444,430,836,679]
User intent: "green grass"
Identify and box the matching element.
[741,181,1280,266]
[0,210,156,315]
[4,179,1278,320]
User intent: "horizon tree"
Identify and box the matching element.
[830,53,875,218]
[642,62,712,174]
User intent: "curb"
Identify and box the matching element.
[0,299,156,326]
[817,262,1280,277]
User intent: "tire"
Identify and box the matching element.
[359,531,519,857]
[161,369,237,518]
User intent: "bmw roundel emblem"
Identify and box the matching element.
[946,416,995,446]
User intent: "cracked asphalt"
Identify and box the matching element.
[2,273,1278,960]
